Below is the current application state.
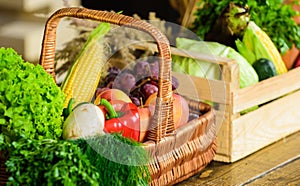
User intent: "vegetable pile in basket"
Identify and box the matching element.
[0,44,151,185]
[0,21,196,185]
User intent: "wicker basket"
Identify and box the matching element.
[0,151,8,185]
[1,7,217,185]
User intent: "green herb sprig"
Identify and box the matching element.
[75,133,151,186]
[0,133,151,185]
[1,134,99,186]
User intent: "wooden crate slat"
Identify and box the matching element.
[233,67,300,113]
[174,72,230,104]
[230,89,300,162]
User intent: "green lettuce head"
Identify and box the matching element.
[0,47,65,140]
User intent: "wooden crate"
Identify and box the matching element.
[135,43,300,163]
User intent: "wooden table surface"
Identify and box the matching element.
[177,131,300,185]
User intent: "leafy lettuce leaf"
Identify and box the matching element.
[0,47,65,141]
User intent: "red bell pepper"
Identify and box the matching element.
[100,98,140,141]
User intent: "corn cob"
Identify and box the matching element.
[238,21,287,74]
[61,23,111,108]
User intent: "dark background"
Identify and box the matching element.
[81,0,181,24]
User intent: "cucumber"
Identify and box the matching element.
[252,58,277,81]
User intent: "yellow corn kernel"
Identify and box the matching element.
[62,41,104,108]
[61,23,110,108]
[61,63,78,107]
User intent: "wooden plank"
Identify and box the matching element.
[234,67,300,113]
[177,131,300,185]
[213,110,232,162]
[246,155,300,185]
[173,72,229,104]
[230,89,300,162]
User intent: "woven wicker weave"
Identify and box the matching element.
[1,7,217,185]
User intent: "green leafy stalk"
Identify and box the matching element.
[1,132,151,185]
[1,134,99,186]
[235,39,256,65]
[75,133,151,186]
[63,98,75,120]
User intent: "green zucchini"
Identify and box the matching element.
[252,58,277,81]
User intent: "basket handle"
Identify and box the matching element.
[39,7,174,142]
